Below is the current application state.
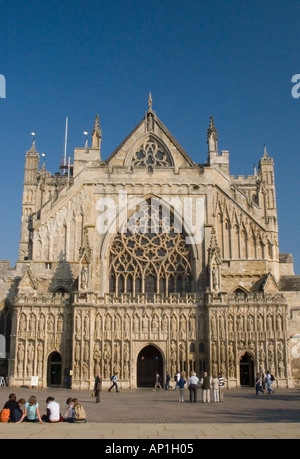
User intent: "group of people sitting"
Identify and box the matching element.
[0,393,87,424]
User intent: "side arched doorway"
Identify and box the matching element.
[47,352,62,387]
[239,352,254,387]
[137,345,163,388]
[0,335,8,379]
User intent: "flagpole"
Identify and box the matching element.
[64,116,68,172]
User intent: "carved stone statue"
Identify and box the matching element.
[80,266,88,290]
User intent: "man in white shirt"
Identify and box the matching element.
[188,372,199,403]
[266,371,275,394]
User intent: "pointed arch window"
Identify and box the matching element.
[131,138,173,171]
[109,199,192,296]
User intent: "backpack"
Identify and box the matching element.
[110,375,114,381]
[0,409,10,423]
[270,374,275,382]
[74,404,86,421]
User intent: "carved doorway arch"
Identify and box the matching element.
[137,345,164,388]
[239,352,254,387]
[47,352,62,387]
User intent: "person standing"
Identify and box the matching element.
[188,372,199,403]
[200,372,212,403]
[255,373,264,395]
[218,372,224,402]
[178,373,186,402]
[108,373,119,393]
[266,371,275,394]
[94,372,102,403]
[154,372,162,390]
[174,371,180,390]
[165,372,171,390]
[212,375,220,402]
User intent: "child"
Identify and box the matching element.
[255,373,265,395]
[72,398,87,423]
[42,397,61,423]
[64,398,74,423]
[3,393,19,422]
[11,399,25,423]
[17,395,43,424]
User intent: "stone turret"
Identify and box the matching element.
[258,145,277,229]
[19,140,40,260]
[91,114,102,152]
[24,140,39,185]
[73,115,103,176]
[207,116,229,175]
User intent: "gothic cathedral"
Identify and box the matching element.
[0,97,299,389]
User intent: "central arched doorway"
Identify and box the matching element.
[137,345,163,388]
[47,352,62,387]
[239,352,254,387]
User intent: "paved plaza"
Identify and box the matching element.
[0,386,299,439]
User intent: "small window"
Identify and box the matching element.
[45,263,52,270]
[189,343,196,353]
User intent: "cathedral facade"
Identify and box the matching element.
[1,97,300,389]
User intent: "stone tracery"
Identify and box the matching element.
[109,199,193,296]
[1,102,297,391]
[131,138,173,170]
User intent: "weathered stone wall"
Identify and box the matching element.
[1,106,299,389]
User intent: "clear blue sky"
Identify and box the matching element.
[0,0,299,273]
